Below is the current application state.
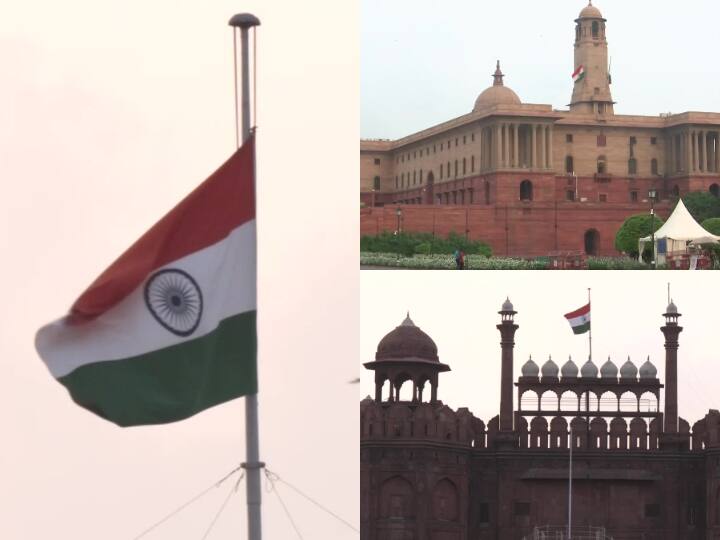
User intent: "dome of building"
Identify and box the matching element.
[561,356,579,378]
[473,61,521,111]
[375,313,438,362]
[620,357,638,380]
[541,356,559,378]
[521,355,540,377]
[666,301,678,314]
[501,297,514,312]
[581,358,598,378]
[639,356,657,379]
[600,356,618,378]
[578,1,602,19]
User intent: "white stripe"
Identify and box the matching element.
[567,312,591,327]
[36,221,256,378]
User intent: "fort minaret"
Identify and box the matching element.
[570,1,614,115]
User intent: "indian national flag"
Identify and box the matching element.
[572,65,585,83]
[35,137,257,427]
[564,303,590,335]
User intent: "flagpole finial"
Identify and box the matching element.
[229,13,261,28]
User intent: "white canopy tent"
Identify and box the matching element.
[638,199,720,264]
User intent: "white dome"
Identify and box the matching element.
[639,356,657,379]
[600,357,618,378]
[521,356,539,377]
[581,358,598,378]
[620,357,638,380]
[561,356,579,378]
[541,356,559,378]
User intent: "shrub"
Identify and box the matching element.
[415,242,431,255]
[614,214,665,259]
[701,217,720,235]
[359,232,492,257]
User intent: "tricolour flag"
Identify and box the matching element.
[564,303,590,335]
[35,137,257,427]
[572,65,585,83]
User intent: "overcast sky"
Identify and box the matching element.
[0,1,357,538]
[361,0,720,139]
[361,271,719,427]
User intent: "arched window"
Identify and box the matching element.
[584,229,600,255]
[651,159,658,175]
[592,21,599,38]
[565,155,574,174]
[520,180,533,201]
[710,183,719,197]
[673,185,680,198]
[628,158,637,175]
[597,155,607,174]
[373,176,380,190]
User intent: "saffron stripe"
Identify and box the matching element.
[565,303,590,319]
[72,137,255,320]
[57,311,257,427]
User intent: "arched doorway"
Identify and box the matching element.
[425,171,435,204]
[584,229,600,255]
[520,180,533,201]
[710,183,719,198]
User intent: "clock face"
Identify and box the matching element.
[144,268,203,337]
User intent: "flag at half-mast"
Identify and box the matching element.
[564,303,590,335]
[35,137,257,427]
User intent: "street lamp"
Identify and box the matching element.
[648,188,657,269]
[396,207,403,234]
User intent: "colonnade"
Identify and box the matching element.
[668,129,720,174]
[485,122,553,170]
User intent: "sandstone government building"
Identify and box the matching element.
[359,2,720,257]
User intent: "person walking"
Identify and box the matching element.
[454,248,462,270]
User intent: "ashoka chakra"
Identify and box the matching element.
[144,268,203,337]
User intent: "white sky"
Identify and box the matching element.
[361,0,720,139]
[360,271,719,427]
[0,1,358,539]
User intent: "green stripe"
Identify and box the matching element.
[58,311,257,427]
[572,321,590,335]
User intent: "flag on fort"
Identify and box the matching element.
[564,303,590,335]
[572,65,585,83]
[35,137,257,427]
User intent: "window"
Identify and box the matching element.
[599,193,607,202]
[433,144,436,153]
[471,133,475,142]
[447,162,451,177]
[566,134,573,143]
[631,191,638,202]
[401,155,404,163]
[455,138,458,146]
[514,502,530,516]
[463,135,466,144]
[395,176,398,189]
[645,504,660,518]
[597,135,606,146]
[651,158,658,175]
[471,155,475,172]
[373,176,380,190]
[374,158,381,165]
[419,169,423,184]
[630,136,637,145]
[566,190,575,201]
[413,151,416,159]
[440,143,443,151]
[598,103,605,114]
[594,86,600,95]
[463,158,466,175]
[520,180,533,201]
[440,166,443,180]
[592,21,599,38]
[651,137,657,145]
[413,170,416,184]
[597,156,607,174]
[628,158,637,175]
[478,503,489,524]
[565,155,574,174]
[454,160,458,177]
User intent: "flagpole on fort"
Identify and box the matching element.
[587,288,592,362]
[229,13,263,540]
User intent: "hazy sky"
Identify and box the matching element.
[361,271,719,427]
[361,0,720,139]
[1,1,358,538]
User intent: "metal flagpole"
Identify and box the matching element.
[229,13,262,540]
[568,424,573,540]
[587,288,592,362]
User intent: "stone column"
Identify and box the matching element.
[531,124,537,169]
[503,123,509,168]
[495,124,502,169]
[701,130,707,172]
[548,125,554,171]
[513,124,519,168]
[477,129,483,172]
[692,130,698,172]
[539,125,546,169]
[685,131,692,173]
[661,305,683,434]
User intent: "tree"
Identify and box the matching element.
[701,217,720,236]
[614,214,665,260]
[678,192,720,224]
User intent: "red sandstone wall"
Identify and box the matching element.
[360,203,672,258]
